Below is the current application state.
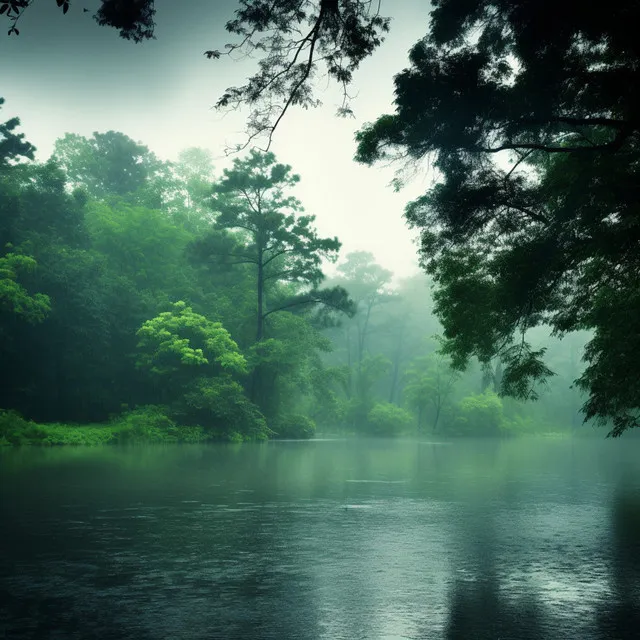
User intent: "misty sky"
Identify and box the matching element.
[1,0,433,278]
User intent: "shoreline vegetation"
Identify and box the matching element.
[0,407,591,448]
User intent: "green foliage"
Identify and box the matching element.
[136,301,247,376]
[111,405,179,443]
[39,423,122,446]
[85,201,194,293]
[444,392,505,437]
[353,1,640,435]
[52,131,169,204]
[0,409,47,446]
[0,97,35,168]
[365,402,413,437]
[270,414,316,439]
[403,351,459,431]
[0,406,213,446]
[182,377,268,441]
[0,251,50,322]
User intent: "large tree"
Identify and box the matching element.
[191,149,349,343]
[353,2,640,436]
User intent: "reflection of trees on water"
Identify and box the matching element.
[595,490,640,640]
[442,506,545,640]
[444,574,545,640]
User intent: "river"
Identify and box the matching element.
[1,437,639,639]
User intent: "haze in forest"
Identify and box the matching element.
[1,0,431,280]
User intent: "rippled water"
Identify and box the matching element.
[1,437,640,639]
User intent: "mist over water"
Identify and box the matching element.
[2,437,639,639]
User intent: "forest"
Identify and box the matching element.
[1,0,639,443]
[0,112,590,445]
[2,3,640,639]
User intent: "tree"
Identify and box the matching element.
[136,301,269,438]
[3,2,390,149]
[335,251,393,365]
[191,149,347,343]
[136,301,247,380]
[352,2,640,436]
[366,402,413,437]
[172,147,215,218]
[0,252,50,323]
[403,352,459,432]
[52,131,169,205]
[0,97,35,168]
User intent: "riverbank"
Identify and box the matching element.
[0,408,236,447]
[1,409,596,447]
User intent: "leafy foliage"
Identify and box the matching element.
[270,413,316,439]
[444,392,506,437]
[0,97,35,167]
[353,1,640,435]
[52,131,169,205]
[136,301,247,377]
[366,402,413,437]
[0,252,50,322]
[182,377,269,441]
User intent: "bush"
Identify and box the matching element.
[113,405,179,443]
[443,392,505,436]
[40,423,120,446]
[182,377,269,441]
[0,409,47,445]
[270,414,316,439]
[365,403,413,437]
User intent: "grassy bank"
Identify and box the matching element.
[0,407,256,447]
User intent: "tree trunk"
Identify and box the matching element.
[432,403,441,432]
[256,248,264,342]
[388,332,404,404]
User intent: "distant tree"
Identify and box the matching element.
[335,251,393,366]
[52,131,169,205]
[172,147,215,215]
[403,352,460,432]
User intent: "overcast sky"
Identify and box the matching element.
[1,0,433,279]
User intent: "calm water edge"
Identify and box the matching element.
[1,437,639,639]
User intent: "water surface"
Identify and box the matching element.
[1,437,639,639]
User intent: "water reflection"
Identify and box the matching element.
[595,490,640,639]
[0,438,639,639]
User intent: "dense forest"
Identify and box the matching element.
[1,0,639,441]
[2,5,640,640]
[1,106,590,445]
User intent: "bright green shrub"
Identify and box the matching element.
[445,392,505,436]
[40,424,120,446]
[0,409,47,445]
[366,403,413,437]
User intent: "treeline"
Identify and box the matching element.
[0,101,588,445]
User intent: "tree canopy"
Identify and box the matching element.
[4,1,640,435]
